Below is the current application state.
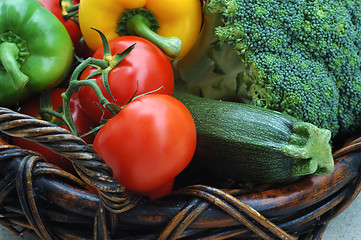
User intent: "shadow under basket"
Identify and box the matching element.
[0,106,360,240]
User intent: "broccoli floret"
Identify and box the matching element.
[173,0,361,138]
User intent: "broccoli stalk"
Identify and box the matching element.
[173,2,250,102]
[173,0,361,139]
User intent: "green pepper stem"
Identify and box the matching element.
[0,42,29,90]
[126,14,182,58]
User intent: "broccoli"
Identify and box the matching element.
[172,0,361,138]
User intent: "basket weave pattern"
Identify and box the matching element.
[0,106,361,239]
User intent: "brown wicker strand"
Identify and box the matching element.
[157,199,209,239]
[0,166,16,204]
[32,163,88,188]
[16,154,53,239]
[175,185,297,240]
[94,201,109,240]
[333,140,361,158]
[277,186,349,236]
[0,145,45,238]
[0,219,31,237]
[0,155,25,236]
[0,107,142,214]
[319,163,361,223]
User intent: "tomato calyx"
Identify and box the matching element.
[86,28,135,101]
[50,28,134,137]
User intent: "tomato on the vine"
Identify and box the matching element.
[93,94,197,198]
[12,88,96,172]
[78,36,174,123]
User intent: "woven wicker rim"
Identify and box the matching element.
[0,106,361,239]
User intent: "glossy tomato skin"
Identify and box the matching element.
[78,36,174,123]
[93,94,196,195]
[135,178,175,200]
[12,88,96,172]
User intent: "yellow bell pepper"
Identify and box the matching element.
[78,0,202,60]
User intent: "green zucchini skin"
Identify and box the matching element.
[173,91,334,184]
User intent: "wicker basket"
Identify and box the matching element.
[0,106,360,240]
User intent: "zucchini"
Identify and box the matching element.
[173,91,334,184]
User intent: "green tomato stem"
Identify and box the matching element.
[61,57,108,136]
[60,57,120,136]
[71,57,109,81]
[91,28,112,61]
[38,107,63,123]
[61,0,79,21]
[65,4,79,15]
[39,90,55,122]
[61,78,121,136]
[61,88,78,136]
[58,31,134,137]
[0,42,29,90]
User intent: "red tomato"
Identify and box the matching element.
[135,178,175,200]
[78,36,174,123]
[93,94,196,196]
[12,88,96,172]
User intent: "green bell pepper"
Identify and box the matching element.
[0,0,74,106]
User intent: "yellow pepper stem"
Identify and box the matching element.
[117,8,182,58]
